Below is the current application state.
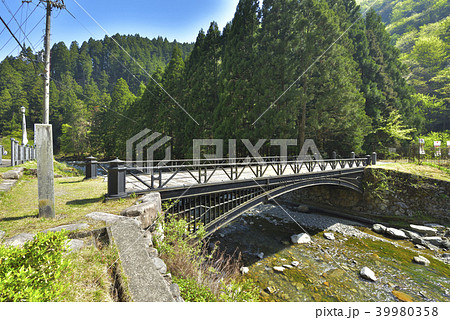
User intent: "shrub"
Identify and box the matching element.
[154,210,260,302]
[172,276,216,302]
[0,231,71,301]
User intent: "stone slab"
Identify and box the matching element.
[1,168,24,180]
[86,212,129,224]
[110,219,174,302]
[42,223,89,234]
[0,179,17,192]
[2,233,35,247]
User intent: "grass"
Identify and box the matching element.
[373,162,450,182]
[0,169,135,238]
[0,160,137,301]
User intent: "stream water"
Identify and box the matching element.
[209,204,450,302]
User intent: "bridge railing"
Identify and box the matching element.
[96,152,376,199]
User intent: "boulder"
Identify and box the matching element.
[1,168,24,180]
[136,192,161,205]
[291,233,311,244]
[86,212,128,224]
[360,267,377,281]
[0,230,5,240]
[121,193,162,229]
[323,232,335,240]
[240,267,249,275]
[410,224,438,236]
[372,224,387,234]
[296,205,309,213]
[2,233,34,247]
[291,261,300,267]
[151,257,167,274]
[420,236,443,247]
[385,227,408,239]
[273,266,285,272]
[412,238,439,251]
[413,255,430,266]
[401,229,421,240]
[441,239,450,249]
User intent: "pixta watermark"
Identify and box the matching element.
[126,129,323,166]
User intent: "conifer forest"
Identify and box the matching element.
[0,0,449,160]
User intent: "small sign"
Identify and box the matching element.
[418,139,425,155]
[434,141,441,157]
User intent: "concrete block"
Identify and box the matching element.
[121,193,162,229]
[110,219,174,302]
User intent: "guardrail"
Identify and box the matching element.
[85,152,377,199]
[8,138,36,166]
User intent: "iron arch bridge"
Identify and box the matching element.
[99,155,374,237]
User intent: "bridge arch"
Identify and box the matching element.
[200,178,363,238]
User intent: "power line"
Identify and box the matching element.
[1,0,40,52]
[0,1,42,54]
[0,1,24,37]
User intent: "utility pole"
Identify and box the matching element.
[43,0,65,123]
[36,1,65,218]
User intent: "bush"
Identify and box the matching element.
[172,276,216,302]
[0,231,71,301]
[154,210,260,302]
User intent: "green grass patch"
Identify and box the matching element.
[0,172,135,239]
[373,162,450,182]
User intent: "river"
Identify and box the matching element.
[209,203,450,302]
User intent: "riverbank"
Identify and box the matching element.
[209,203,450,302]
[280,163,450,228]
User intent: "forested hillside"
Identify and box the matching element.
[1,0,446,160]
[357,0,449,132]
[0,34,193,151]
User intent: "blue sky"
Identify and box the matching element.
[0,0,240,60]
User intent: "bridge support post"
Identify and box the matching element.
[85,156,98,180]
[371,152,377,165]
[365,155,371,166]
[351,152,355,159]
[107,158,127,198]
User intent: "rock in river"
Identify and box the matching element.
[413,255,430,266]
[409,224,438,236]
[373,224,387,234]
[323,232,335,240]
[291,233,311,244]
[385,227,408,239]
[273,266,286,272]
[360,267,377,281]
[240,267,249,275]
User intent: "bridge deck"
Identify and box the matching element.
[125,159,364,193]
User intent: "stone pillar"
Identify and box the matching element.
[108,158,127,198]
[366,155,371,166]
[351,152,355,159]
[85,156,98,180]
[371,152,377,165]
[35,124,55,218]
